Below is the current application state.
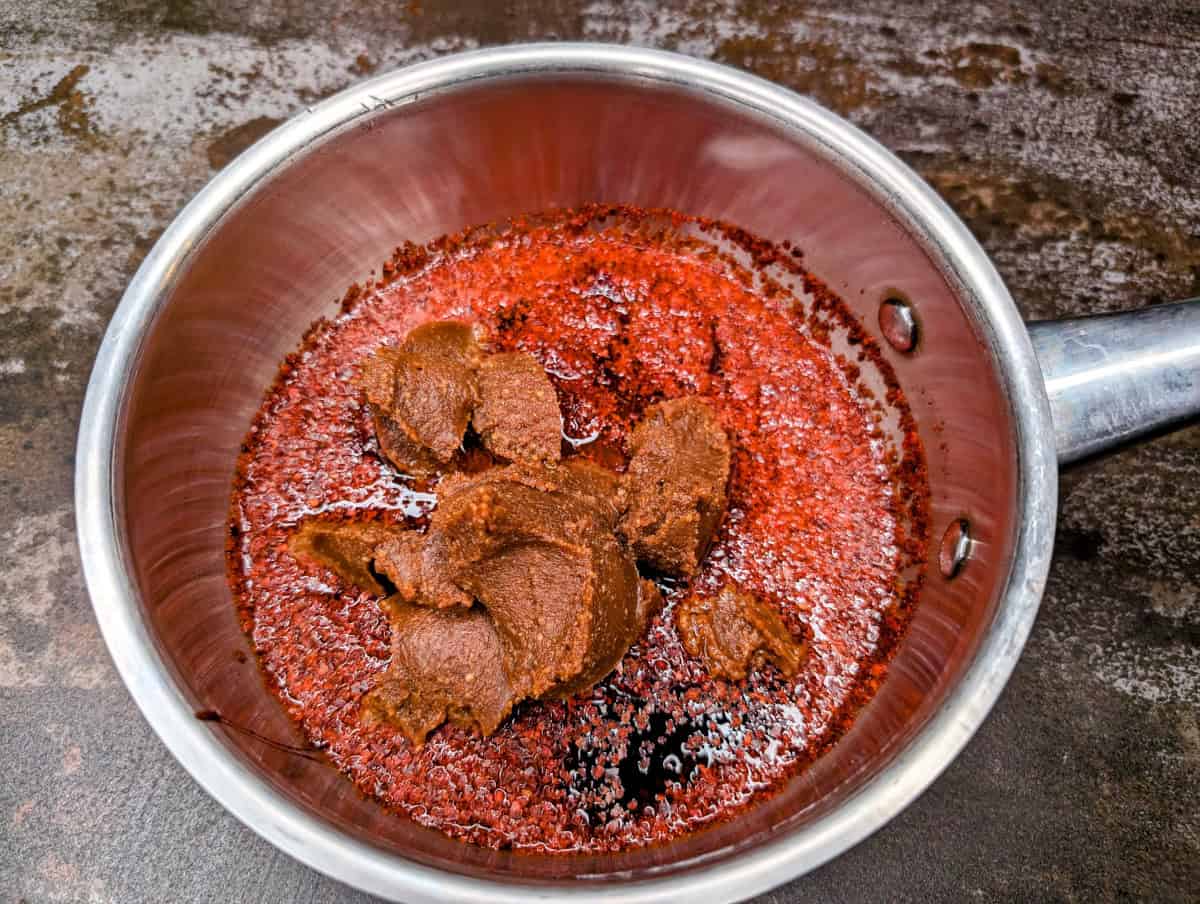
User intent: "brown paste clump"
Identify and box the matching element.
[361,596,514,739]
[472,353,563,464]
[619,397,732,577]
[433,462,642,702]
[360,322,481,476]
[676,585,808,681]
[360,319,561,476]
[374,531,472,609]
[287,520,397,597]
[289,320,804,746]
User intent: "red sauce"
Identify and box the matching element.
[228,206,928,853]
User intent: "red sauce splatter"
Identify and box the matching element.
[227,206,929,853]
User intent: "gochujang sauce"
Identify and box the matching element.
[228,206,929,853]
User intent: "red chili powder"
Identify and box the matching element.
[228,205,929,853]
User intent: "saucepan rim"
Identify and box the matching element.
[74,42,1057,903]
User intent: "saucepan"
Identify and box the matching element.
[75,44,1200,903]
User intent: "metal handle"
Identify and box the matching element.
[1027,299,1200,464]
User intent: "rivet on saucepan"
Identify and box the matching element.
[878,297,918,353]
[939,518,972,579]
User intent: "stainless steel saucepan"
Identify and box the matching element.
[75,44,1200,903]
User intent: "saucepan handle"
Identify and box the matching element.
[1027,299,1200,464]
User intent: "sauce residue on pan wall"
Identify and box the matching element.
[227,205,929,853]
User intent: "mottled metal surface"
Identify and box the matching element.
[1,2,1197,901]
